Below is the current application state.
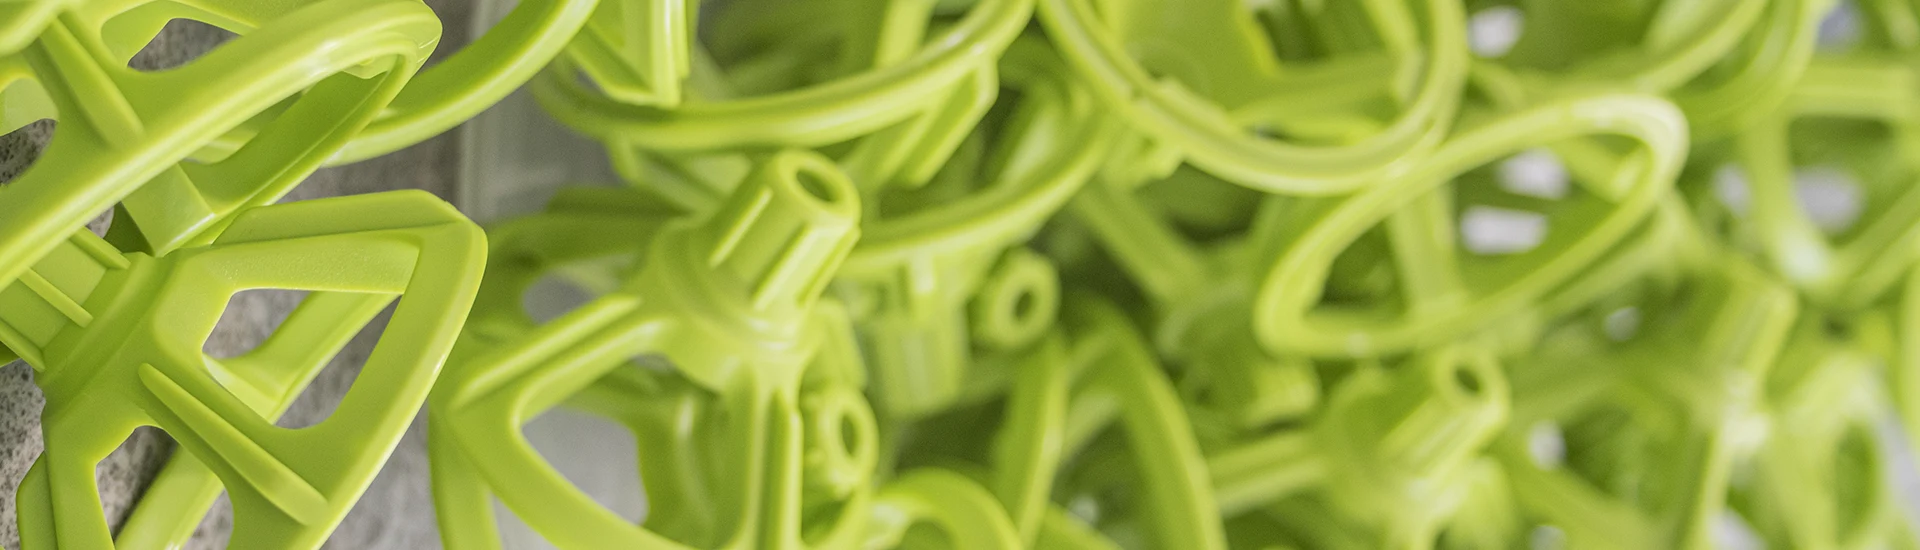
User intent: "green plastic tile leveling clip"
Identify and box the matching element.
[1,191,485,550]
[538,0,1032,153]
[1036,0,1468,194]
[1252,92,1689,358]
[0,0,439,377]
[0,0,440,287]
[429,150,870,549]
[1497,256,1797,550]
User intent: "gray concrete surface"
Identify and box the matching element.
[0,1,472,547]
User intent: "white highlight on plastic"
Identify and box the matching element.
[1793,166,1864,235]
[1462,206,1548,255]
[1603,307,1640,341]
[1527,422,1566,468]
[1469,7,1524,58]
[1713,511,1768,550]
[1714,165,1752,216]
[1499,148,1570,199]
[1528,525,1567,550]
[1818,0,1862,50]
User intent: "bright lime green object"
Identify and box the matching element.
[0,191,484,549]
[1253,93,1689,358]
[537,0,1032,154]
[1037,0,1467,194]
[124,0,603,164]
[0,0,440,292]
[430,151,890,549]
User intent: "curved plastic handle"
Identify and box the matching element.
[1035,0,1468,195]
[1251,93,1689,358]
[534,0,1032,151]
[1059,296,1229,550]
[90,0,601,163]
[865,470,1022,550]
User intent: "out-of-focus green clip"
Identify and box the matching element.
[1489,255,1795,550]
[1252,92,1689,358]
[1713,55,1920,309]
[1470,0,1826,138]
[1737,314,1911,549]
[1036,0,1468,194]
[1208,347,1508,548]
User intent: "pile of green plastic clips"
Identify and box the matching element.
[9,0,1920,547]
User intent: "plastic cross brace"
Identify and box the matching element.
[0,191,484,549]
[0,0,440,287]
[534,0,1032,153]
[1035,0,1468,195]
[0,0,73,55]
[1719,56,1920,309]
[1207,347,1509,547]
[428,151,870,549]
[1066,179,1324,428]
[0,0,441,365]
[1495,256,1797,550]
[1251,92,1689,358]
[79,0,600,164]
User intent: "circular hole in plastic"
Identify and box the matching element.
[1012,289,1037,320]
[1454,366,1483,396]
[839,414,861,457]
[794,169,840,205]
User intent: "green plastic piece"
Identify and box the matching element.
[1473,0,1824,138]
[81,0,601,164]
[1036,0,1468,194]
[0,0,439,290]
[1068,177,1324,428]
[1208,347,1509,546]
[834,38,1109,419]
[0,191,484,549]
[536,0,1033,154]
[1741,315,1908,549]
[1497,255,1797,550]
[0,0,1912,546]
[1715,56,1920,309]
[1252,92,1689,358]
[1043,296,1230,550]
[429,151,872,549]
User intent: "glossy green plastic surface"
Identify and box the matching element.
[9,0,1920,548]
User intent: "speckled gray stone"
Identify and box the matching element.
[0,1,473,547]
